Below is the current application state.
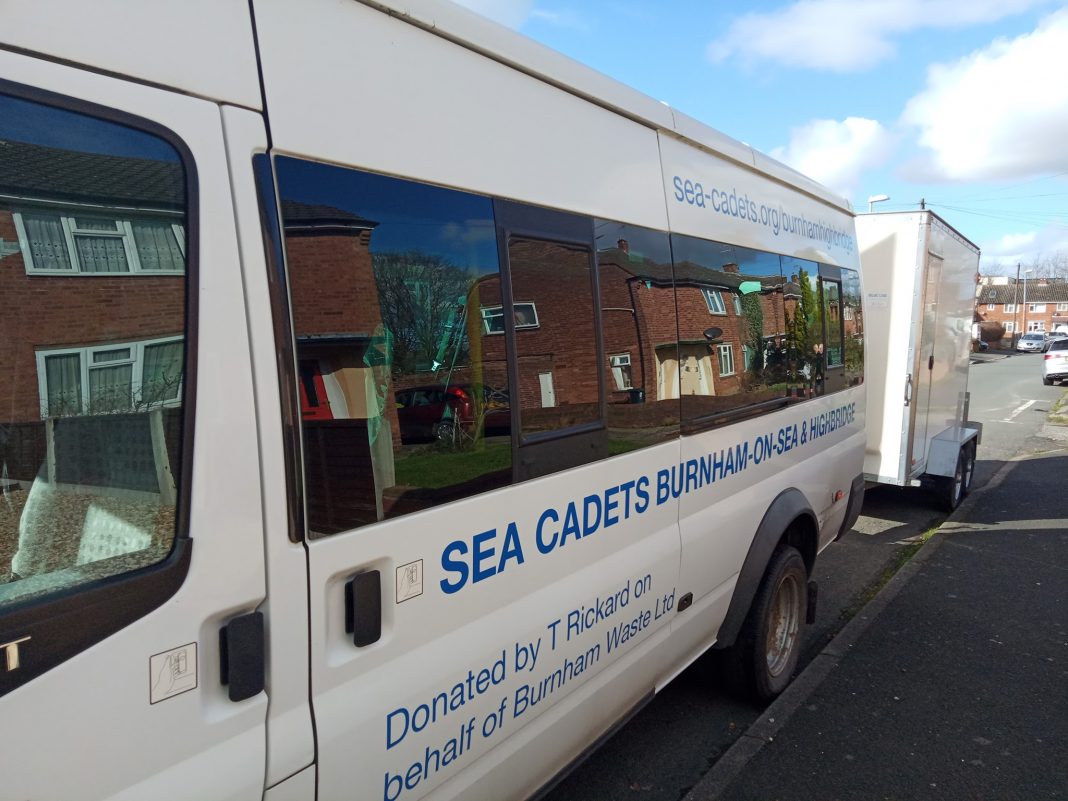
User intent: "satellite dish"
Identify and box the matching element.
[703,327,723,341]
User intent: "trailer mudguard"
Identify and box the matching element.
[711,488,818,649]
[925,425,982,478]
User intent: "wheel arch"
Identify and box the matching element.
[711,488,818,650]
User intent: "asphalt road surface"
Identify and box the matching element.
[542,353,1063,801]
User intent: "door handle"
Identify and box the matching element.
[345,570,382,647]
[219,612,264,702]
[904,373,913,407]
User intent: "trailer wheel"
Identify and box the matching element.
[721,545,808,703]
[938,448,968,512]
[960,441,976,498]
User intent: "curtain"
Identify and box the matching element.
[74,234,128,273]
[45,353,82,416]
[132,220,185,271]
[142,341,184,404]
[22,213,72,270]
[88,364,133,412]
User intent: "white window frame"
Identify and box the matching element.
[480,302,540,335]
[1004,304,1016,313]
[1028,303,1046,313]
[13,210,186,275]
[1027,320,1046,333]
[1004,321,1015,333]
[35,334,184,418]
[702,288,726,315]
[717,343,735,376]
[1057,303,1068,312]
[609,352,633,390]
[986,303,996,311]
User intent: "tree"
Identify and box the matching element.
[371,251,475,376]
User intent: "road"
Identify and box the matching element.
[541,354,1063,801]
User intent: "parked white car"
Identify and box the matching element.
[1043,339,1068,385]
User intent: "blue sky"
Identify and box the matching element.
[453,0,1068,274]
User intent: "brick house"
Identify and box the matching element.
[975,275,1068,345]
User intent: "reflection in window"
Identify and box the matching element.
[842,267,864,387]
[508,237,600,438]
[672,236,790,427]
[0,93,187,606]
[481,302,539,334]
[276,159,509,536]
[594,221,679,452]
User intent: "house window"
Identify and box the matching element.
[1057,303,1068,312]
[609,353,633,390]
[1028,303,1046,313]
[702,288,726,314]
[480,302,539,334]
[1005,321,1015,333]
[1004,304,1016,313]
[1027,320,1046,333]
[37,336,184,417]
[717,343,735,376]
[986,303,996,311]
[14,211,185,274]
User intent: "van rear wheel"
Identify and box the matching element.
[721,545,808,703]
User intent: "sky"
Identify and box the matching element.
[451,0,1068,274]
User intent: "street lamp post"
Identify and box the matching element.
[867,194,890,213]
[1022,268,1033,338]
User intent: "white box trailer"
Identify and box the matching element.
[857,210,982,510]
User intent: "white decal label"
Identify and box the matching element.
[396,560,424,603]
[150,642,197,704]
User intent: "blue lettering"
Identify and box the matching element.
[472,529,496,584]
[440,540,469,594]
[536,507,559,554]
[635,476,650,513]
[603,485,620,528]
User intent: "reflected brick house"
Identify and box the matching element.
[0,140,187,490]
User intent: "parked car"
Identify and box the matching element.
[395,383,510,442]
[1042,332,1068,352]
[1042,340,1068,385]
[1016,332,1046,352]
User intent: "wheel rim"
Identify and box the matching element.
[962,447,975,491]
[765,573,802,677]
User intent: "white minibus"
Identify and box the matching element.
[0,2,865,799]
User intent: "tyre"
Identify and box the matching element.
[433,420,457,443]
[938,448,967,512]
[1043,376,1053,386]
[721,545,808,703]
[960,441,976,497]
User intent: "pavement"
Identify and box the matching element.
[683,438,1068,801]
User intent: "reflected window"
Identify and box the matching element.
[702,288,727,314]
[276,159,510,536]
[0,93,188,607]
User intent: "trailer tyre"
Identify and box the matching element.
[938,448,968,512]
[960,441,976,498]
[721,545,808,703]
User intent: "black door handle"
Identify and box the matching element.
[220,611,264,702]
[345,570,382,647]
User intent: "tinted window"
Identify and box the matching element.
[842,267,864,386]
[276,159,510,536]
[0,94,187,606]
[672,236,791,427]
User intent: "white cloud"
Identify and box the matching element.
[450,0,534,28]
[900,8,1068,182]
[980,223,1068,266]
[707,0,1055,72]
[770,117,897,197]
